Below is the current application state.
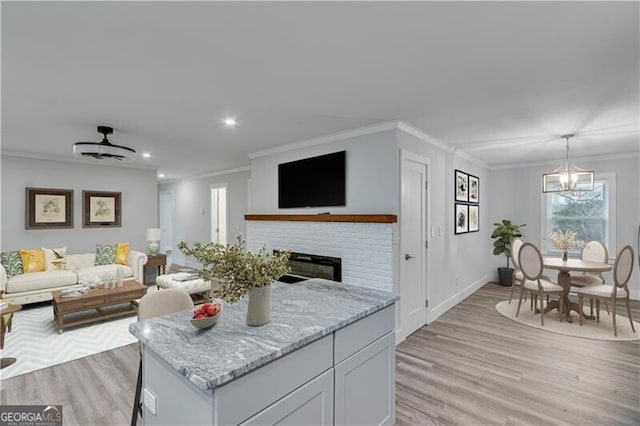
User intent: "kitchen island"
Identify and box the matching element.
[129,278,397,426]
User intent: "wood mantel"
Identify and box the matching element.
[244,214,397,224]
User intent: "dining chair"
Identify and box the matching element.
[131,289,194,426]
[575,245,635,336]
[508,239,525,304]
[571,240,609,315]
[516,242,564,326]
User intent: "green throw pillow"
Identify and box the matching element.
[1,251,24,278]
[95,244,117,265]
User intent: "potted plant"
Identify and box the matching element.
[491,220,526,286]
[178,235,290,326]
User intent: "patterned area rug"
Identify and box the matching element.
[0,303,138,380]
[496,300,639,341]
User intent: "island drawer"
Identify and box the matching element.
[334,304,394,364]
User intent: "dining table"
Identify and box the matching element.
[542,257,612,323]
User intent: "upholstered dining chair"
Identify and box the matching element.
[575,245,635,336]
[508,239,525,304]
[131,289,194,426]
[516,242,565,326]
[571,240,609,315]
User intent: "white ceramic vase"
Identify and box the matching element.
[246,284,271,326]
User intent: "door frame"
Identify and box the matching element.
[158,190,175,254]
[399,149,431,339]
[210,183,229,245]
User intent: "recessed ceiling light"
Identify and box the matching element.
[158,173,165,178]
[223,118,237,127]
[142,152,151,159]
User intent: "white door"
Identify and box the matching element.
[159,191,174,254]
[211,184,228,245]
[399,151,428,341]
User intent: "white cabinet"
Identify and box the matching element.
[241,369,334,426]
[334,332,395,426]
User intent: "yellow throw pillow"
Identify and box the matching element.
[18,249,45,273]
[115,243,130,266]
[41,246,67,271]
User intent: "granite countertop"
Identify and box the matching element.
[129,278,397,391]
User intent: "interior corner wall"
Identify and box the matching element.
[488,155,640,299]
[249,129,398,214]
[0,156,158,253]
[158,169,251,268]
[396,130,493,323]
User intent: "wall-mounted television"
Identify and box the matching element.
[278,151,346,208]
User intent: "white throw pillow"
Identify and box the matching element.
[42,246,68,271]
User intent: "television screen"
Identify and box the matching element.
[278,151,346,208]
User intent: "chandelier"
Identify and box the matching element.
[542,134,594,193]
[73,126,136,161]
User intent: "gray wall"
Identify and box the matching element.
[158,169,251,267]
[250,130,398,214]
[1,155,158,253]
[488,155,640,298]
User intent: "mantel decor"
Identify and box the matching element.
[25,187,74,229]
[82,190,121,228]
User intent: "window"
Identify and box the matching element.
[542,173,616,256]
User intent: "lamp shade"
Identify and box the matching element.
[146,228,162,242]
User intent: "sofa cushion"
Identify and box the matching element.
[95,244,117,265]
[19,249,45,273]
[77,265,134,282]
[6,270,77,293]
[115,243,130,266]
[1,251,23,278]
[42,247,68,271]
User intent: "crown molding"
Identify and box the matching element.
[159,166,251,184]
[490,151,640,170]
[0,149,157,170]
[248,121,400,159]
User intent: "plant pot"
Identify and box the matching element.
[246,284,271,326]
[497,267,514,287]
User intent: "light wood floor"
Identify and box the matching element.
[1,283,638,425]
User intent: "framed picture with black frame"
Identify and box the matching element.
[82,190,122,228]
[455,203,469,234]
[455,169,468,202]
[468,174,479,204]
[468,204,479,232]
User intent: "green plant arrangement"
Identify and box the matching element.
[178,235,290,304]
[491,220,526,268]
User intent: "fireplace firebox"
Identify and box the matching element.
[277,251,342,283]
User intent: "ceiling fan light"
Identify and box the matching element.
[72,126,136,161]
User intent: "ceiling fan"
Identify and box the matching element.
[72,126,136,161]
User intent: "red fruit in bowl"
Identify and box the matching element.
[206,305,219,316]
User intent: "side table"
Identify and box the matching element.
[1,303,22,369]
[144,253,167,284]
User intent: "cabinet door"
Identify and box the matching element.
[334,332,395,426]
[241,368,334,426]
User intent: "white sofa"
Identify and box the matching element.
[0,250,148,305]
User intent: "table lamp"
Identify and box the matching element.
[146,228,162,254]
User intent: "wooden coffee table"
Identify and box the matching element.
[52,281,147,332]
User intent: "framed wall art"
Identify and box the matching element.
[468,174,479,204]
[455,203,469,234]
[25,187,74,229]
[455,169,468,202]
[83,190,121,228]
[468,205,479,232]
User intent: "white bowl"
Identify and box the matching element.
[190,301,223,329]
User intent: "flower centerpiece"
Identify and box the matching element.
[548,230,585,262]
[178,235,290,326]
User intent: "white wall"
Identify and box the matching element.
[158,169,251,267]
[1,155,157,253]
[488,155,640,298]
[250,130,398,214]
[396,130,492,321]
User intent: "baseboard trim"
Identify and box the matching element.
[427,275,490,324]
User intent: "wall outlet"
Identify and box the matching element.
[143,388,157,415]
